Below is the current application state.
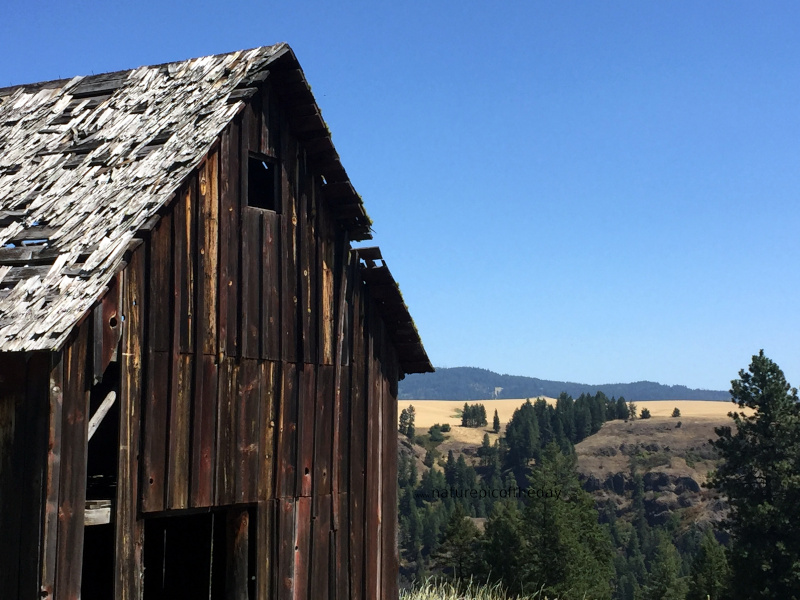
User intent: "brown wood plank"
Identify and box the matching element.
[197,152,220,355]
[298,183,316,364]
[310,493,332,600]
[41,352,64,600]
[319,205,335,366]
[219,122,241,357]
[245,92,261,157]
[256,500,275,600]
[176,181,197,353]
[277,498,296,600]
[258,361,278,501]
[335,492,351,600]
[241,207,262,358]
[141,349,169,512]
[314,364,334,501]
[331,235,350,530]
[294,496,312,600]
[276,362,298,498]
[215,357,238,505]
[115,245,145,600]
[348,272,366,600]
[56,320,90,600]
[364,309,382,600]
[237,358,261,503]
[261,211,280,360]
[93,274,122,383]
[148,212,172,352]
[381,339,399,600]
[297,365,315,497]
[226,508,250,600]
[260,80,277,158]
[191,354,218,507]
[281,118,299,363]
[167,353,192,509]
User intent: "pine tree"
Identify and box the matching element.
[483,501,526,592]
[617,396,630,420]
[640,407,651,419]
[628,401,638,420]
[707,350,800,599]
[433,503,482,580]
[687,529,729,600]
[642,533,688,600]
[493,408,500,433]
[521,444,615,599]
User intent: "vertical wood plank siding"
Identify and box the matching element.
[0,83,407,600]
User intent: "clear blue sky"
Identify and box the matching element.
[3,2,799,391]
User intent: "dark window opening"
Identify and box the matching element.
[142,508,257,600]
[248,155,279,211]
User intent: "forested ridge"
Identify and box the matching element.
[399,366,729,401]
[397,353,800,599]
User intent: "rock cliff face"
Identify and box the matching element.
[575,418,730,531]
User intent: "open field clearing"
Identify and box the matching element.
[399,398,739,428]
[399,399,743,446]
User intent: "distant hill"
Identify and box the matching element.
[398,366,730,401]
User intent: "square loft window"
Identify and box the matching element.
[248,154,279,211]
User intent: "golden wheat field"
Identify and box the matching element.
[398,398,740,445]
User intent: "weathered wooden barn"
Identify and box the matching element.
[0,44,432,600]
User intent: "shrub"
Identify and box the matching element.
[671,407,681,417]
[640,408,651,419]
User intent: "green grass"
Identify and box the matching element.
[400,579,560,600]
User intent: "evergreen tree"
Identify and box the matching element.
[642,533,688,600]
[672,407,681,417]
[444,450,456,486]
[399,408,410,435]
[483,501,527,592]
[493,408,501,433]
[628,401,638,420]
[616,396,630,420]
[520,444,615,599]
[707,350,800,599]
[687,529,730,600]
[640,407,652,419]
[504,400,540,468]
[433,503,482,580]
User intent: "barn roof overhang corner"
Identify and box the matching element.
[355,247,433,376]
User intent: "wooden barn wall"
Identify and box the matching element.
[0,319,94,600]
[126,83,403,599]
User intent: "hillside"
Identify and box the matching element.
[399,366,729,401]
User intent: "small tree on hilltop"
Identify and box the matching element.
[493,408,501,433]
[640,408,651,419]
[707,350,800,599]
[628,401,638,420]
[671,407,681,418]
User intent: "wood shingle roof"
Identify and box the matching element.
[0,44,386,353]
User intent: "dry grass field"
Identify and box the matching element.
[398,398,741,446]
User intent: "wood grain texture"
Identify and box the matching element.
[297,365,315,497]
[56,319,90,600]
[241,207,263,359]
[114,245,145,600]
[219,121,241,357]
[41,353,64,600]
[167,353,192,509]
[276,362,298,499]
[262,211,281,360]
[198,152,220,356]
[191,354,218,507]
